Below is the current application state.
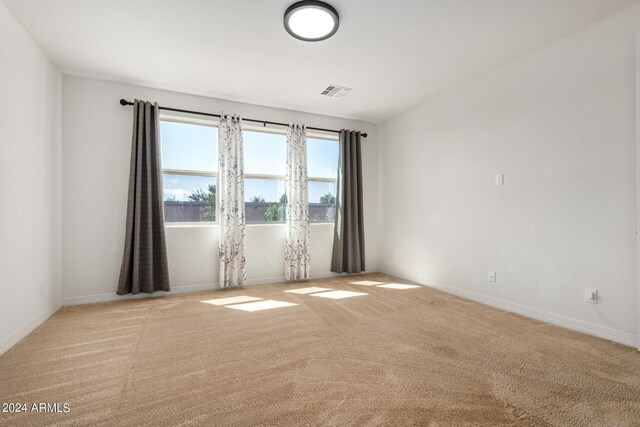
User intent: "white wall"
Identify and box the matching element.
[0,3,62,353]
[379,3,640,347]
[61,75,378,303]
[636,34,640,350]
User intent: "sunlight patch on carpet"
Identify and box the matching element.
[350,280,385,286]
[225,300,298,311]
[284,287,334,294]
[311,290,368,299]
[201,296,263,306]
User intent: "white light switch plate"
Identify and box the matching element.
[584,288,598,304]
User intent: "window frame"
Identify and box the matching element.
[159,113,339,227]
[307,176,339,224]
[160,114,220,227]
[306,134,340,224]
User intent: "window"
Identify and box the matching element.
[307,137,338,222]
[160,120,338,225]
[244,131,339,223]
[160,119,218,223]
[244,131,287,222]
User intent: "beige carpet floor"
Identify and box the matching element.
[1,274,639,426]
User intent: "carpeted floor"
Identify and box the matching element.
[1,274,639,426]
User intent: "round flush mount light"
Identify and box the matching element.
[284,1,339,42]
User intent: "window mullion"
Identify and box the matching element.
[163,168,217,177]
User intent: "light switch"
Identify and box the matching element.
[495,173,504,186]
[584,288,598,304]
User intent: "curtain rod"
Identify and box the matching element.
[118,99,367,138]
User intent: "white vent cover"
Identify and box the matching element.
[320,84,351,99]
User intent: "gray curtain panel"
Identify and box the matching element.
[331,130,365,273]
[117,100,170,295]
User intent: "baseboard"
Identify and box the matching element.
[62,282,218,306]
[0,300,63,356]
[380,268,638,348]
[63,268,379,306]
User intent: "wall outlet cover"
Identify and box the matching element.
[584,288,598,304]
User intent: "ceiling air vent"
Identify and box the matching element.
[320,84,351,99]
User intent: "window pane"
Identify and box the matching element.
[244,131,286,176]
[160,121,217,172]
[309,180,336,222]
[163,173,216,222]
[307,138,338,178]
[245,178,286,222]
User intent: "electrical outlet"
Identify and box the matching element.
[488,271,496,282]
[584,288,598,304]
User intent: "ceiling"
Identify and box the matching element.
[3,0,638,122]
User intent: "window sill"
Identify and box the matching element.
[246,222,335,226]
[164,222,335,228]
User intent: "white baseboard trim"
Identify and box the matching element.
[62,282,218,306]
[63,268,379,306]
[380,269,637,348]
[0,300,63,356]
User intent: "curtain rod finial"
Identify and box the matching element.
[119,99,129,106]
[362,133,368,138]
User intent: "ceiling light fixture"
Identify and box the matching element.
[284,0,339,42]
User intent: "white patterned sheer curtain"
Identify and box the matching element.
[218,114,246,288]
[285,124,310,280]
